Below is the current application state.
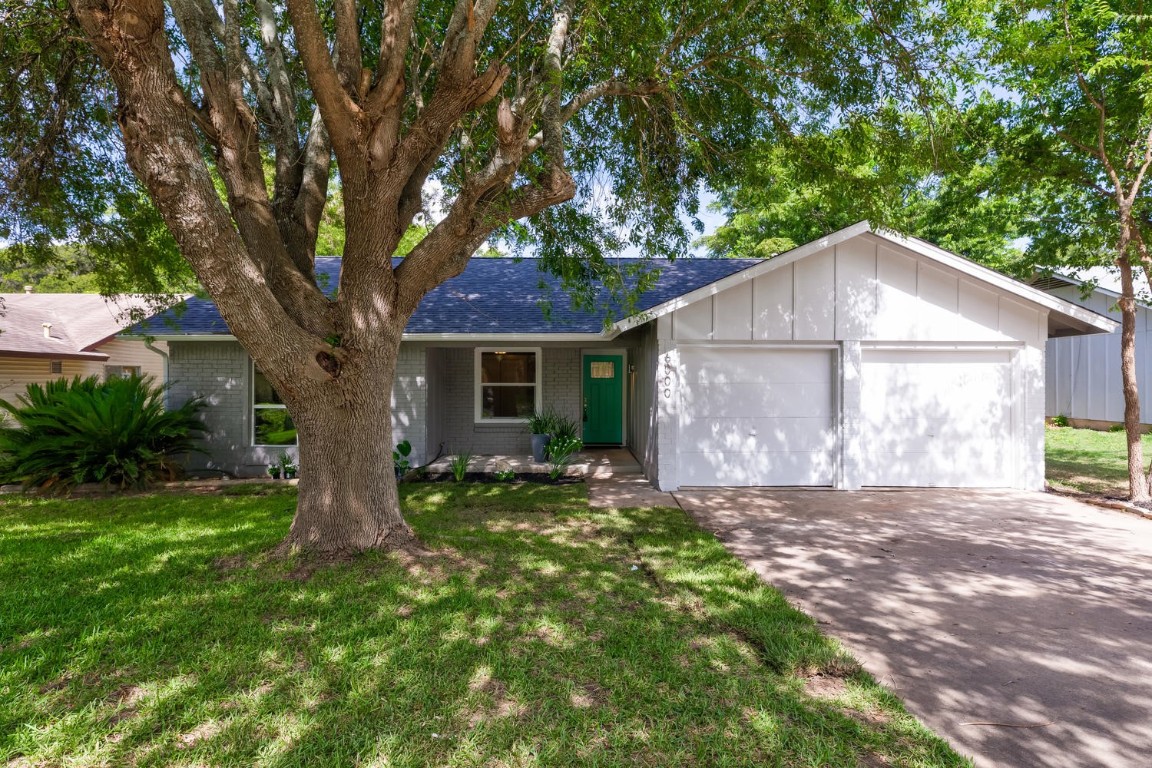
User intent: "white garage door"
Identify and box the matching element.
[678,347,837,486]
[860,349,1014,487]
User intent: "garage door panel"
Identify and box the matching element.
[679,417,837,452]
[864,417,1004,451]
[682,348,834,384]
[861,349,1013,487]
[679,347,837,486]
[679,450,837,486]
[682,384,834,418]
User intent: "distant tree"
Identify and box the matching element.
[971,0,1152,500]
[1,0,947,552]
[701,104,1030,275]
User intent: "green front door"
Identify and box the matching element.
[583,354,624,445]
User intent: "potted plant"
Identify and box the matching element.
[267,464,281,480]
[278,452,296,480]
[526,410,557,463]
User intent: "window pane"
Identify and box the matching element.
[590,361,615,379]
[254,408,297,445]
[253,367,285,405]
[481,385,536,419]
[481,352,536,384]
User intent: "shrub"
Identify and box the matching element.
[393,439,412,480]
[549,413,580,442]
[0,375,206,491]
[526,409,560,435]
[449,451,473,482]
[1051,414,1070,428]
[546,435,583,480]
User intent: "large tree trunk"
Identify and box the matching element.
[1117,258,1149,502]
[278,328,415,553]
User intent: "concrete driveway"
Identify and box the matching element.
[673,488,1152,768]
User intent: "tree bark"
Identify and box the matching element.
[1117,257,1149,502]
[283,327,415,552]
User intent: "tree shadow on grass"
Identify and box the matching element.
[0,485,966,767]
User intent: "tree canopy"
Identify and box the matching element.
[699,102,1032,275]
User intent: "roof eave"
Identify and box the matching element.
[0,349,110,361]
[130,331,615,342]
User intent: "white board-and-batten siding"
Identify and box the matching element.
[1042,285,1149,425]
[668,236,1047,346]
[649,233,1047,492]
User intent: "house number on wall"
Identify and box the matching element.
[663,361,674,399]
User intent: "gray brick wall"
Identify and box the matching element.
[167,340,428,476]
[428,346,581,455]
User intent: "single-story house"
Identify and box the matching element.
[1031,269,1151,428]
[0,291,169,402]
[132,222,1116,490]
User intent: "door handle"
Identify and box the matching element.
[583,398,588,422]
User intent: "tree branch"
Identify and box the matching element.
[286,0,363,167]
[367,0,418,112]
[333,0,363,90]
[542,2,571,174]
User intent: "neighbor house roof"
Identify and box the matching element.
[131,257,761,340]
[0,293,168,361]
[1031,268,1152,308]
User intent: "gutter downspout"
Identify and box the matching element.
[144,339,171,409]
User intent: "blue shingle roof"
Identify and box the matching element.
[132,256,762,336]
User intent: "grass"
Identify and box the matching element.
[0,483,967,767]
[1046,424,1152,497]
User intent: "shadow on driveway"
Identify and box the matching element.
[674,488,1152,768]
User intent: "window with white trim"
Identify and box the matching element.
[104,365,142,380]
[475,347,541,422]
[252,363,298,446]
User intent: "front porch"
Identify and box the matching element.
[424,447,640,478]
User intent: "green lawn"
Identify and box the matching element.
[0,484,966,767]
[1046,424,1152,497]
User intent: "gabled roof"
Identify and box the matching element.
[132,257,760,339]
[0,293,167,360]
[130,223,1117,342]
[614,222,1118,338]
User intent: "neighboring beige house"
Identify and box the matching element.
[0,291,169,403]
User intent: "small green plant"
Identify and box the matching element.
[1109,423,1126,433]
[1051,414,1070,428]
[546,435,583,480]
[393,439,412,480]
[493,468,516,482]
[0,374,206,491]
[449,451,472,482]
[267,464,281,479]
[278,452,296,479]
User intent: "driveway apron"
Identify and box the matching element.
[674,488,1152,768]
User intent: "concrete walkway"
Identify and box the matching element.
[674,488,1152,768]
[582,451,680,508]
